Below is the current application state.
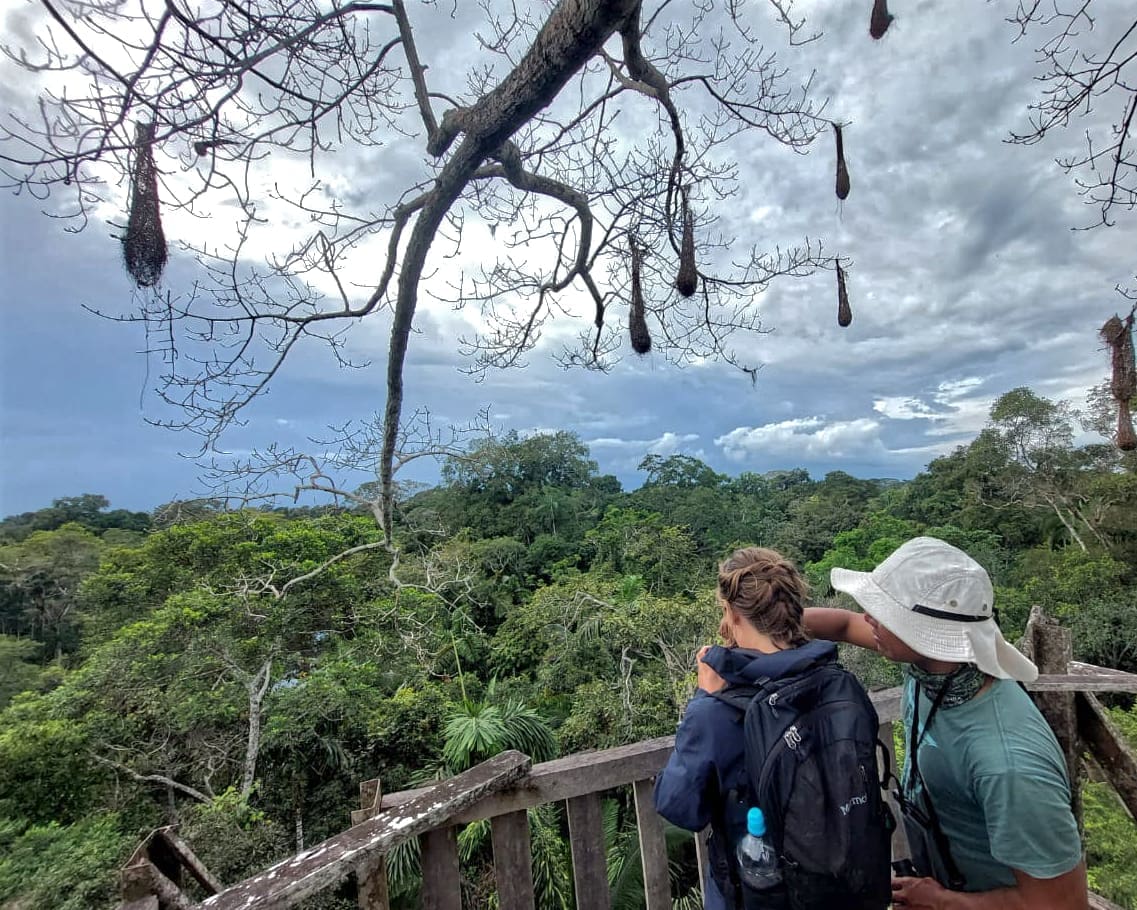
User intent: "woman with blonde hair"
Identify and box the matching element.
[654,547,890,910]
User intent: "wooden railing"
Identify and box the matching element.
[119,612,1137,910]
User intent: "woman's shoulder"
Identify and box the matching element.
[680,688,748,732]
[672,690,748,775]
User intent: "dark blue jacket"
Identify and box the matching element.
[653,640,838,909]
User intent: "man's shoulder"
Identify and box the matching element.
[963,678,1044,723]
[963,681,1068,774]
[986,679,1053,731]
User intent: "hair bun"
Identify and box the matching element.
[718,547,810,648]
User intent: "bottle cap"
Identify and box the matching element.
[746,807,767,837]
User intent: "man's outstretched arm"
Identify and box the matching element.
[803,606,879,651]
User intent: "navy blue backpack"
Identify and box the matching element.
[710,654,893,910]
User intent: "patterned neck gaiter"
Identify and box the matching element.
[905,662,988,709]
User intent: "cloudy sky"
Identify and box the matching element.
[1,0,1133,516]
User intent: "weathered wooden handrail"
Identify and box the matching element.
[121,662,1137,910]
[348,664,1137,910]
[346,667,1131,822]
[195,750,530,910]
[120,825,221,910]
[1089,894,1128,910]
[1078,691,1137,818]
[351,734,678,826]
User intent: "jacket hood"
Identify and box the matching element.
[701,639,837,686]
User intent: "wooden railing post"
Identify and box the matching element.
[1024,606,1083,829]
[632,778,669,910]
[694,827,710,908]
[566,792,610,910]
[879,720,910,862]
[491,810,536,910]
[1077,693,1137,819]
[118,825,219,910]
[355,779,390,910]
[420,826,461,910]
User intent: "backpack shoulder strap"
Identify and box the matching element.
[709,680,768,714]
[708,649,839,713]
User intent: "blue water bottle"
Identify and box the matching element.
[736,807,782,892]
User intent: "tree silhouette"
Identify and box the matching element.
[1,0,835,545]
[1005,1,1137,228]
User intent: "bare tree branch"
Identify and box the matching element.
[92,753,212,804]
[1004,1,1137,226]
[3,0,834,555]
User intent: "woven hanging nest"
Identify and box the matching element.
[837,262,852,327]
[629,239,652,354]
[122,121,168,288]
[1100,315,1136,402]
[834,124,851,201]
[676,190,697,298]
[1100,314,1136,450]
[870,0,894,39]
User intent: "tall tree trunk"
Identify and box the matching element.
[379,0,641,543]
[293,775,305,853]
[240,657,273,798]
[1070,503,1111,551]
[1044,495,1087,552]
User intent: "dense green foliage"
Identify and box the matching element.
[1,387,1135,908]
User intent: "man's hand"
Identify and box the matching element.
[892,862,1088,910]
[892,875,950,910]
[696,646,727,693]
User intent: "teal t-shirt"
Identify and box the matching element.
[902,676,1082,891]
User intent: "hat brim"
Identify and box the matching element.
[830,566,1038,683]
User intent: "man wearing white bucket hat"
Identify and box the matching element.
[804,537,1087,910]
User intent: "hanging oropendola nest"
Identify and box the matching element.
[837,262,852,327]
[1100,314,1136,402]
[676,189,697,298]
[1100,313,1136,450]
[834,123,850,201]
[869,0,894,39]
[629,239,652,354]
[122,121,167,288]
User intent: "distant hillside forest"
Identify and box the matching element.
[2,387,1136,909]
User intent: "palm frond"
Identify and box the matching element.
[577,614,604,644]
[607,813,643,910]
[408,758,451,787]
[530,804,574,910]
[384,835,421,899]
[457,817,491,864]
[498,698,558,762]
[604,801,703,910]
[443,700,506,770]
[616,574,645,606]
[601,798,622,844]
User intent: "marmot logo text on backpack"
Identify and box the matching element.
[840,793,869,816]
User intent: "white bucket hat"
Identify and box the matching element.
[830,536,1038,683]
